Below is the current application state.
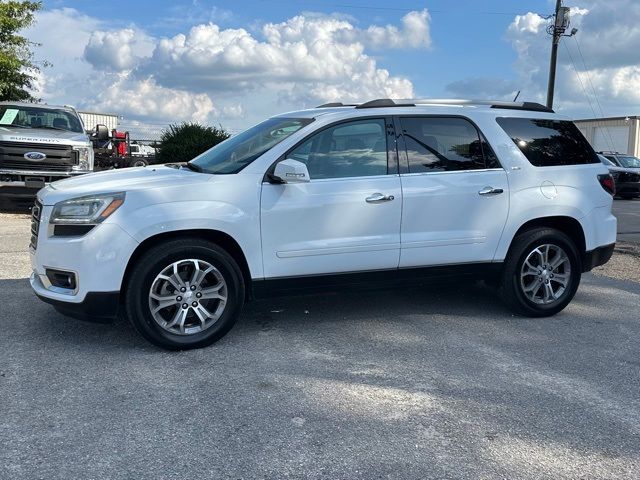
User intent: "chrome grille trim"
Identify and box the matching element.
[30,200,42,250]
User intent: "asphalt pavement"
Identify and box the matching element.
[1,209,640,479]
[613,198,640,243]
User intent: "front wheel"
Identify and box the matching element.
[499,228,581,317]
[124,239,245,350]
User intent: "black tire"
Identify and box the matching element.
[499,228,581,317]
[124,238,245,350]
[130,158,148,168]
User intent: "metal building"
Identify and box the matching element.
[77,111,120,133]
[574,116,640,156]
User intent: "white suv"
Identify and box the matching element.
[30,99,617,350]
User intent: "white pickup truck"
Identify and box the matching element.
[0,102,102,200]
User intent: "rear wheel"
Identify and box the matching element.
[499,228,581,317]
[124,238,245,350]
[130,158,148,168]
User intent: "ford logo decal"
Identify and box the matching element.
[24,152,47,161]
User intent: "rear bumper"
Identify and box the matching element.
[616,182,640,197]
[582,243,615,272]
[35,290,120,323]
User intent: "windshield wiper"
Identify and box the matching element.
[184,162,204,173]
[1,124,31,129]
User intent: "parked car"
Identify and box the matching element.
[598,154,640,199]
[30,99,617,350]
[0,102,104,200]
[598,151,640,169]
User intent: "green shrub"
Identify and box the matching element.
[156,122,230,164]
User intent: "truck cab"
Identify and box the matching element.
[0,102,95,200]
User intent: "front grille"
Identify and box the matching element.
[0,141,78,172]
[30,200,43,250]
[0,160,72,172]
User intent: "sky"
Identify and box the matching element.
[24,0,640,138]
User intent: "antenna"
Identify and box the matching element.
[513,90,521,102]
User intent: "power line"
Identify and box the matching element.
[572,35,617,152]
[561,43,598,119]
[561,41,615,152]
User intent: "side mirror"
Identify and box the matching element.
[271,159,311,183]
[95,124,109,141]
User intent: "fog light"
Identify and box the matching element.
[45,269,77,290]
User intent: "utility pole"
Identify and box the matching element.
[546,0,571,109]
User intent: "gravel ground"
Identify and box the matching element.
[1,211,640,479]
[592,241,640,283]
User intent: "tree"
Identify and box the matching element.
[0,1,47,102]
[156,122,230,164]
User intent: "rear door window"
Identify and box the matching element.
[399,117,499,173]
[497,117,599,166]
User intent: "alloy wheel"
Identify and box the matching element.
[148,259,227,335]
[519,244,572,305]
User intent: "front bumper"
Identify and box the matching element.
[30,204,139,316]
[0,171,90,197]
[33,277,120,322]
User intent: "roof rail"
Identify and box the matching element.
[491,101,554,113]
[405,99,554,113]
[355,99,415,109]
[316,98,555,113]
[315,102,357,108]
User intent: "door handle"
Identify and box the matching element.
[478,186,504,196]
[366,193,395,203]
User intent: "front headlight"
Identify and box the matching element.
[51,192,125,225]
[72,146,93,171]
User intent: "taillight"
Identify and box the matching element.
[598,174,616,196]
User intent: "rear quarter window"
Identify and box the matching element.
[497,117,599,167]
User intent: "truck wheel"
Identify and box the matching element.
[124,238,245,350]
[131,159,148,167]
[499,228,581,317]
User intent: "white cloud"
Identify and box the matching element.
[144,13,422,101]
[221,104,245,119]
[25,8,98,103]
[26,8,216,125]
[84,28,155,71]
[354,9,431,49]
[451,2,640,117]
[90,75,216,123]
[440,1,640,118]
[29,8,430,131]
[507,12,546,35]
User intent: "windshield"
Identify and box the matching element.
[0,104,84,133]
[616,155,640,168]
[190,117,313,174]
